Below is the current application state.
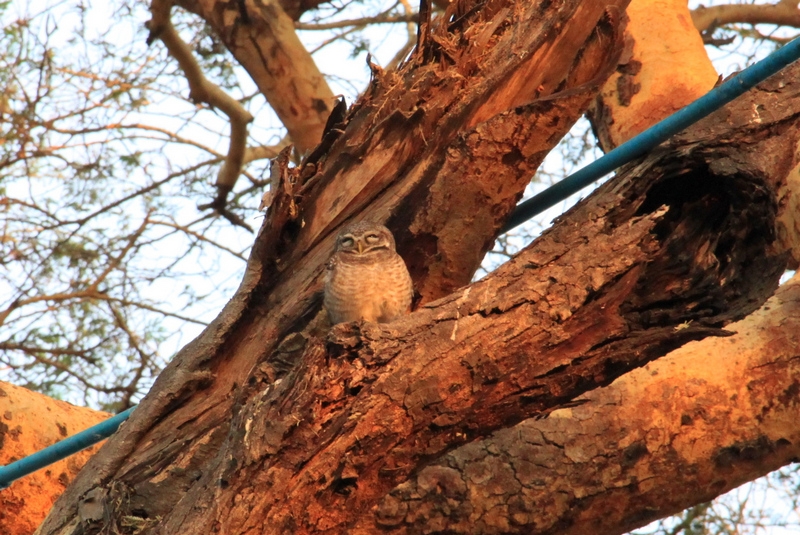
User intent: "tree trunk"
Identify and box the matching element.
[370,272,800,534]
[37,0,800,534]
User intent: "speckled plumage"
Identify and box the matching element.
[324,222,413,325]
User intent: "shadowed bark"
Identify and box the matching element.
[36,0,800,534]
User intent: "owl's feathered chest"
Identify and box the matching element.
[324,250,413,324]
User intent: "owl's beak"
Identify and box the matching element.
[357,241,364,254]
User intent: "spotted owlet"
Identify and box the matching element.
[324,222,413,325]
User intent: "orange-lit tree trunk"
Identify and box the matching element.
[36,1,800,534]
[589,0,719,150]
[0,384,108,535]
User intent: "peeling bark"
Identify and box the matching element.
[36,1,800,534]
[375,273,800,534]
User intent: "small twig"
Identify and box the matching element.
[149,219,248,260]
[197,186,254,232]
[244,139,291,165]
[387,0,418,70]
[108,302,152,409]
[295,12,417,31]
[86,213,151,294]
[416,0,432,58]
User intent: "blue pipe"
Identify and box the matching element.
[2,35,800,495]
[0,406,136,490]
[503,36,800,232]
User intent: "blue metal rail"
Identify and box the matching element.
[503,37,800,232]
[2,36,800,492]
[0,406,136,489]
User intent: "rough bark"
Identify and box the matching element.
[36,1,800,535]
[37,0,631,533]
[588,0,719,152]
[374,271,800,534]
[778,155,800,267]
[0,383,108,535]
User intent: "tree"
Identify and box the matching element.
[2,0,800,533]
[0,383,109,535]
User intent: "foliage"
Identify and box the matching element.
[0,0,263,409]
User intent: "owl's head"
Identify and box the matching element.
[335,222,396,255]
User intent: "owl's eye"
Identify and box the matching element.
[365,234,380,244]
[340,237,355,248]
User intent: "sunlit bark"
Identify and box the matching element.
[0,383,107,535]
[589,0,718,151]
[176,0,334,154]
[31,0,800,534]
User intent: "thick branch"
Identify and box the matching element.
[39,1,632,533]
[194,61,798,533]
[41,2,800,535]
[147,1,253,223]
[374,272,800,533]
[777,149,800,267]
[176,0,335,154]
[589,0,718,151]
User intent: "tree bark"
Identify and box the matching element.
[588,0,719,151]
[37,1,800,534]
[0,383,108,535]
[372,271,800,534]
[692,0,800,34]
[176,0,335,154]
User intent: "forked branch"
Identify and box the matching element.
[147,0,254,228]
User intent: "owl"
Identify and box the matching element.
[324,222,413,325]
